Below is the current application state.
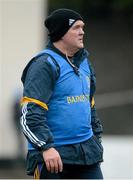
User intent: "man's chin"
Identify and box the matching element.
[79,43,84,49]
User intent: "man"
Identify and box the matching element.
[20,8,104,179]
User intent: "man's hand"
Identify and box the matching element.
[43,147,63,173]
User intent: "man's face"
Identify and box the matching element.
[62,20,85,50]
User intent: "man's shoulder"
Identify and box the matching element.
[21,53,48,83]
[21,51,60,83]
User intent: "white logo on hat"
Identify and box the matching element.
[69,19,75,26]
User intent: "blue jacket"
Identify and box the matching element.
[21,42,103,175]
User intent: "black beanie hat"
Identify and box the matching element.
[45,8,83,42]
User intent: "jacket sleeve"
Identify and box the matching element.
[20,54,59,151]
[89,60,103,142]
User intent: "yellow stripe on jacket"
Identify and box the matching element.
[20,96,48,110]
[91,97,95,108]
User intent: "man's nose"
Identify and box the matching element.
[80,28,84,35]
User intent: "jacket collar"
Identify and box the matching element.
[46,40,89,67]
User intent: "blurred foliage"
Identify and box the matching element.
[112,0,133,10]
[48,0,133,21]
[48,0,133,10]
[48,0,112,19]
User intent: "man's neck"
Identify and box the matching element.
[53,41,78,58]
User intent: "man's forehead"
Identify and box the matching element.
[72,20,85,27]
